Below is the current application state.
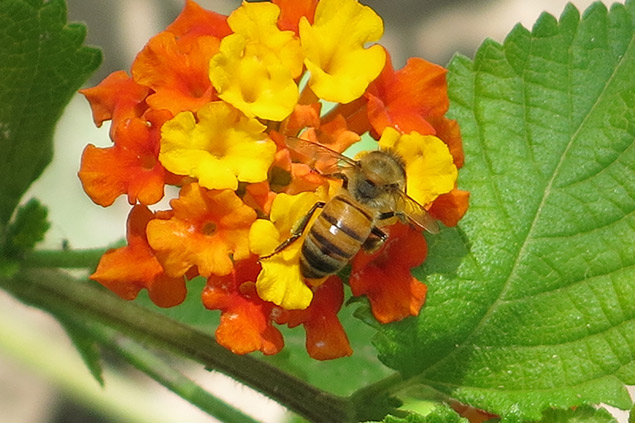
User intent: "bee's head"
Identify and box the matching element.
[357,149,406,189]
[349,149,406,205]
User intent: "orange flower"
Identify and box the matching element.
[146,183,256,278]
[277,276,352,360]
[307,114,361,154]
[132,31,221,114]
[427,115,465,169]
[273,0,318,34]
[202,256,284,355]
[428,188,470,227]
[165,0,231,41]
[266,131,329,195]
[79,70,149,135]
[350,222,428,323]
[282,103,321,136]
[242,181,276,215]
[78,109,172,207]
[91,205,186,308]
[366,51,449,137]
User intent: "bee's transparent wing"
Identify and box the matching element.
[285,137,358,174]
[397,192,440,234]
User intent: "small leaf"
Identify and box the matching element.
[381,404,468,423]
[0,0,101,226]
[0,258,20,278]
[54,313,105,387]
[5,198,50,254]
[372,1,635,421]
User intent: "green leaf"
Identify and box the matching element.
[538,406,617,423]
[5,198,50,253]
[372,1,635,421]
[0,198,49,276]
[54,313,104,387]
[0,0,101,226]
[380,404,468,423]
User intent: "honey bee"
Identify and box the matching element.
[262,137,439,280]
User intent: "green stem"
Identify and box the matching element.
[0,268,356,423]
[22,248,106,269]
[82,319,262,423]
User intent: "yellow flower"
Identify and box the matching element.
[249,191,323,310]
[159,101,275,191]
[209,2,303,121]
[299,0,386,103]
[378,127,457,206]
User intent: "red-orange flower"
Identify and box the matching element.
[429,188,470,228]
[132,31,221,114]
[146,183,256,278]
[366,51,449,138]
[428,115,465,169]
[277,276,352,360]
[91,205,186,308]
[79,70,149,135]
[165,0,231,41]
[350,222,428,323]
[273,0,318,33]
[202,256,284,355]
[78,109,172,207]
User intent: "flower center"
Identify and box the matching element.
[141,154,157,170]
[201,221,217,235]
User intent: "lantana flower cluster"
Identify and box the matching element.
[79,0,468,360]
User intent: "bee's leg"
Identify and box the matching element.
[259,202,326,260]
[318,170,349,187]
[362,226,388,252]
[394,210,409,223]
[362,210,400,252]
[378,211,396,221]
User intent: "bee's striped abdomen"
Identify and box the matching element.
[300,195,373,279]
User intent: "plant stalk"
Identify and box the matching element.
[22,248,107,269]
[0,268,356,423]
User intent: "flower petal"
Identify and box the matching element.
[79,70,149,134]
[257,249,314,310]
[273,0,318,34]
[203,257,284,355]
[91,205,186,307]
[378,127,457,206]
[132,31,220,114]
[366,53,449,136]
[350,223,427,323]
[146,183,256,277]
[159,102,274,190]
[209,2,302,121]
[251,191,326,310]
[428,188,470,227]
[300,0,385,103]
[278,276,352,360]
[166,0,231,41]
[78,110,172,207]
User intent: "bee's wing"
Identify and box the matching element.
[397,192,440,234]
[285,137,358,174]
